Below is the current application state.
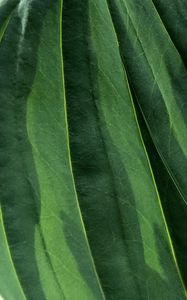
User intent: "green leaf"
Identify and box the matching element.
[0,1,104,299]
[0,207,26,300]
[152,0,187,66]
[134,102,187,285]
[0,0,19,29]
[107,0,187,205]
[107,0,187,288]
[63,0,186,299]
[0,0,186,299]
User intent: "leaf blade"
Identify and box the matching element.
[63,0,186,298]
[0,1,105,299]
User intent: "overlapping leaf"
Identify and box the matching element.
[0,1,104,299]
[107,0,187,287]
[0,1,186,299]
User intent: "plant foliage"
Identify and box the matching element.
[0,1,186,299]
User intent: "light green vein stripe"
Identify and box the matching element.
[0,13,12,42]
